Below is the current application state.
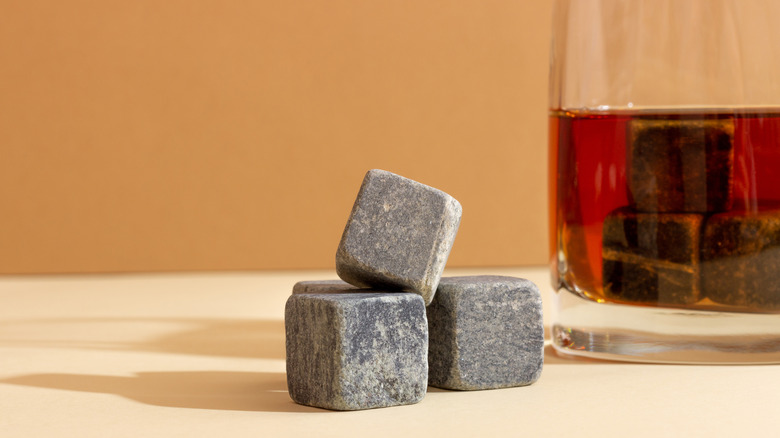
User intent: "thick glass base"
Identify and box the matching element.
[552,289,780,364]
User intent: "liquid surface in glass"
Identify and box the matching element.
[550,108,780,314]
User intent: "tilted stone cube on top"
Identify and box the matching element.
[285,292,428,411]
[427,276,544,391]
[627,118,734,213]
[336,169,462,305]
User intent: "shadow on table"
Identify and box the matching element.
[0,371,325,413]
[1,319,620,365]
[0,318,286,360]
[144,319,286,359]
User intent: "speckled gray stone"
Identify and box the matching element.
[285,292,428,410]
[427,276,544,391]
[336,169,462,305]
[292,279,361,294]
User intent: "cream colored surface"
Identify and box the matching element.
[1,267,777,437]
[0,1,552,274]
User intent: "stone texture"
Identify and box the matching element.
[426,276,544,391]
[292,279,361,294]
[627,118,734,213]
[602,207,703,305]
[701,208,780,310]
[285,292,428,410]
[336,169,462,305]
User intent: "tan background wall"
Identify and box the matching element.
[0,1,553,274]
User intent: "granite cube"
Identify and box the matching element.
[602,208,703,305]
[292,279,360,294]
[426,276,544,391]
[336,169,462,305]
[701,208,780,310]
[285,292,428,410]
[628,118,734,213]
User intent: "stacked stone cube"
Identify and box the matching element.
[603,208,704,305]
[335,169,462,305]
[603,118,780,310]
[701,208,780,309]
[285,169,544,410]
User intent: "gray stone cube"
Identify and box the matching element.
[292,279,360,294]
[627,118,734,213]
[336,169,462,305]
[602,208,703,305]
[427,276,544,391]
[701,207,780,310]
[285,292,428,410]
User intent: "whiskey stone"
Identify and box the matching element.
[285,292,428,410]
[603,207,703,305]
[701,208,780,310]
[292,279,361,294]
[336,169,462,305]
[628,118,734,213]
[427,276,544,391]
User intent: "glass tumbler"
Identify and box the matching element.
[549,0,780,363]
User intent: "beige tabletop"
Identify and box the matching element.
[1,267,778,437]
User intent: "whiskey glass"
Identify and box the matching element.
[549,0,780,363]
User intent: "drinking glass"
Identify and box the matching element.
[549,0,780,363]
